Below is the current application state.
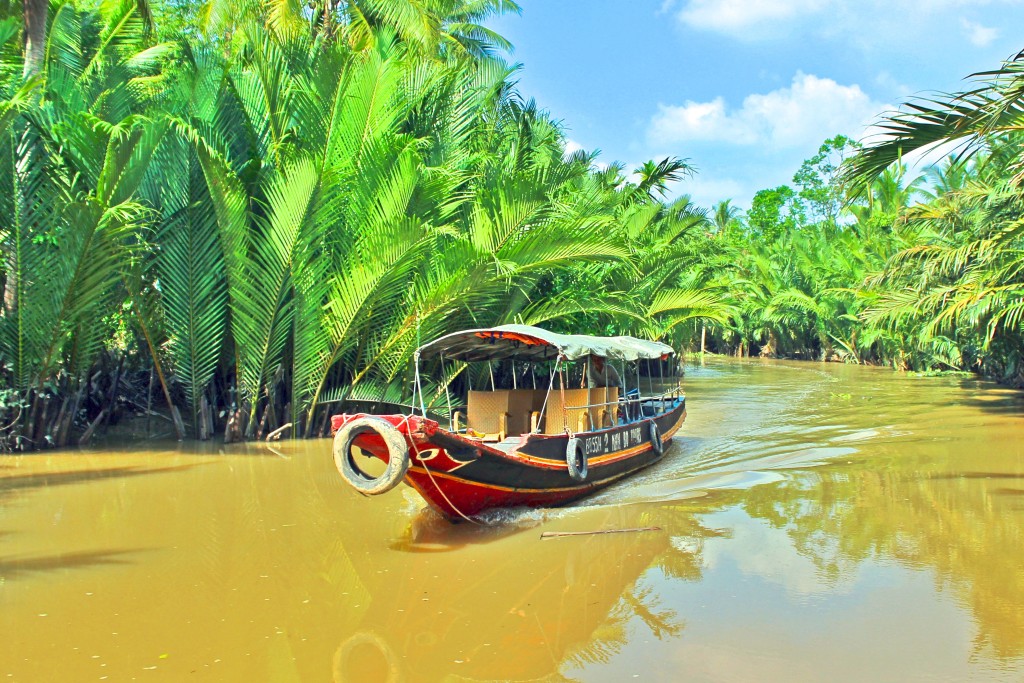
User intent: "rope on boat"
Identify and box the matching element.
[408,322,480,524]
[398,407,483,526]
[413,352,427,417]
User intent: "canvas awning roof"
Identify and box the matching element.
[416,324,674,363]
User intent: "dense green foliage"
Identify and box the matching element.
[699,57,1024,385]
[0,0,716,447]
[0,0,1022,449]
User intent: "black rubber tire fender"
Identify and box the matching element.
[333,416,411,496]
[649,419,663,456]
[566,436,588,482]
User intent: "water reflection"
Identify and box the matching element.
[737,464,1024,662]
[389,508,542,553]
[333,501,722,682]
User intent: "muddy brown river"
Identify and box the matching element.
[2,358,1024,682]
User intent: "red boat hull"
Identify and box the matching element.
[331,399,686,520]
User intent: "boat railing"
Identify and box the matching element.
[564,386,683,432]
[448,385,683,437]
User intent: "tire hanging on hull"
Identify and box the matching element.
[334,416,411,495]
[649,420,663,456]
[566,436,588,482]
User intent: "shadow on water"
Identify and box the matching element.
[0,548,146,581]
[87,437,294,458]
[953,398,1024,416]
[0,463,207,503]
[951,380,1024,416]
[389,507,542,552]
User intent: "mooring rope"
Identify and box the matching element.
[398,412,482,525]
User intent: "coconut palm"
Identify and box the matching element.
[0,0,173,446]
[847,51,1024,185]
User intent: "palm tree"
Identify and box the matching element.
[0,0,175,445]
[847,50,1024,186]
[845,47,1024,378]
[711,199,743,237]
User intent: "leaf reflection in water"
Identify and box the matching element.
[334,501,721,682]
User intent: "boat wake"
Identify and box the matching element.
[576,359,906,510]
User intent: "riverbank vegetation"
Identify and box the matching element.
[696,58,1024,383]
[0,0,1021,449]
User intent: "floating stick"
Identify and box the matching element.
[540,526,661,539]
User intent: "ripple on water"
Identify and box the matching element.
[581,359,886,509]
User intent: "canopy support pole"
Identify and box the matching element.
[413,352,427,416]
[441,352,454,430]
[637,361,642,419]
[658,355,666,412]
[536,359,559,434]
[620,359,628,422]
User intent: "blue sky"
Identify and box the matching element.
[488,1,1024,209]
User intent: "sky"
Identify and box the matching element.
[488,1,1024,209]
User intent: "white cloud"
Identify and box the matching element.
[961,18,998,47]
[649,73,888,151]
[649,98,759,145]
[562,138,584,157]
[676,0,826,35]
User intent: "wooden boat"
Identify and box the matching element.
[330,325,686,521]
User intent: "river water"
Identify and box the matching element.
[2,358,1023,682]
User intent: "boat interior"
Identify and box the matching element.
[416,325,683,447]
[449,385,679,445]
[454,387,620,441]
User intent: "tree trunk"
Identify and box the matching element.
[224,407,247,444]
[144,367,155,435]
[79,409,108,446]
[56,380,85,447]
[199,393,212,440]
[23,0,48,78]
[170,406,186,441]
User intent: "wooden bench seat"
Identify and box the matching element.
[457,386,619,439]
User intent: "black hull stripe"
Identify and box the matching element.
[409,447,664,494]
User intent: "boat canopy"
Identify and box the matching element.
[416,324,674,363]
